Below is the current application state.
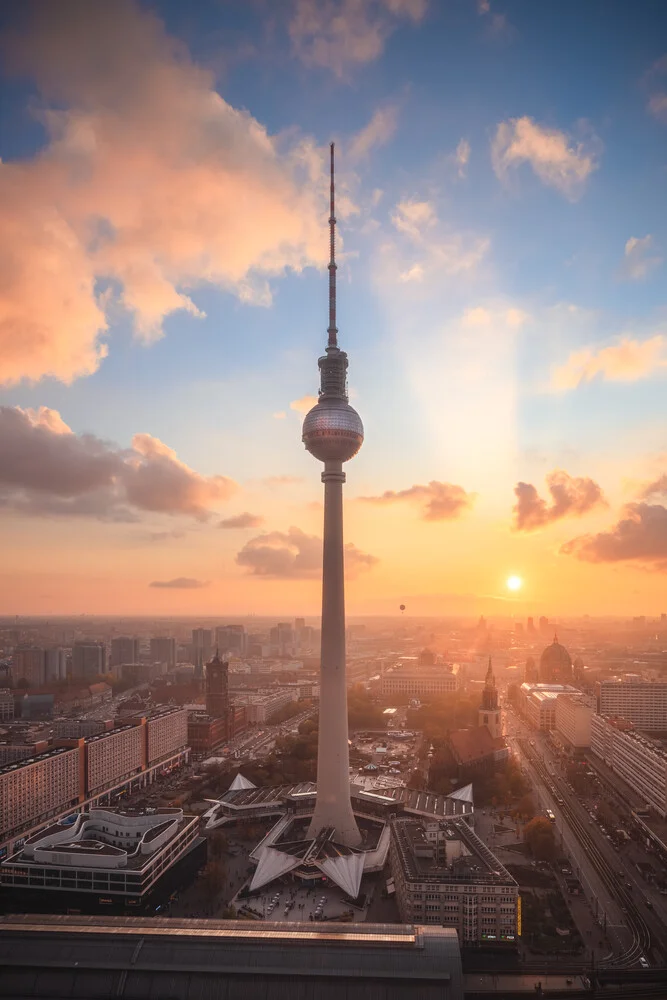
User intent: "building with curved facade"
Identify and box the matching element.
[539,635,573,684]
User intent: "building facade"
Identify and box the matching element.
[381,665,461,698]
[72,643,106,680]
[390,816,518,945]
[597,680,667,729]
[590,714,667,818]
[149,637,177,668]
[13,647,45,688]
[0,689,14,721]
[0,748,83,845]
[518,683,579,730]
[555,693,593,749]
[205,654,228,719]
[109,637,140,668]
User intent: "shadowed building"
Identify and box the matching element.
[539,634,573,684]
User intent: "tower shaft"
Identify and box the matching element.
[307,459,361,846]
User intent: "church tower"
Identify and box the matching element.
[479,658,502,739]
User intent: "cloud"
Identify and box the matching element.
[289,0,427,78]
[491,116,599,200]
[290,395,319,414]
[513,470,606,531]
[645,55,667,122]
[272,411,287,420]
[236,526,377,578]
[0,0,327,386]
[0,405,236,521]
[551,335,667,390]
[621,235,663,281]
[390,199,489,279]
[451,138,470,179]
[262,475,305,488]
[348,105,399,160]
[562,502,667,569]
[149,577,209,589]
[219,512,265,529]
[359,481,474,521]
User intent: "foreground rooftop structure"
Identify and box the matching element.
[0,914,464,1000]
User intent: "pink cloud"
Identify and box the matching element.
[562,502,667,569]
[236,526,377,578]
[359,480,474,520]
[1,0,326,385]
[513,470,606,531]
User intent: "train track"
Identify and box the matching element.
[518,739,653,970]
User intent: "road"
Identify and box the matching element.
[506,708,663,969]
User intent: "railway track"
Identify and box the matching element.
[518,739,654,970]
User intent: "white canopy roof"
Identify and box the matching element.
[229,772,256,791]
[447,782,474,803]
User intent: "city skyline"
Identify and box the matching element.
[2,0,667,617]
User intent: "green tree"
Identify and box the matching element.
[523,816,556,861]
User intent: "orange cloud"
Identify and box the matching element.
[236,526,377,578]
[513,470,606,531]
[491,116,599,200]
[562,502,667,569]
[290,395,319,414]
[1,0,326,385]
[149,577,209,589]
[289,0,427,78]
[359,481,474,521]
[551,335,666,390]
[218,512,264,529]
[0,405,235,521]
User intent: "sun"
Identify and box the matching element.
[506,575,523,592]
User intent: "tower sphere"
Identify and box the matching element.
[302,397,364,463]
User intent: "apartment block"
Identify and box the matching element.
[0,689,14,721]
[597,681,667,729]
[555,693,594,749]
[13,647,45,688]
[590,714,667,818]
[0,747,83,843]
[85,725,145,797]
[144,708,188,766]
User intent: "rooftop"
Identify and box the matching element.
[392,816,516,887]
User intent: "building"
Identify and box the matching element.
[524,656,537,683]
[446,726,508,779]
[186,712,227,758]
[0,807,200,911]
[0,747,83,846]
[109,637,140,667]
[44,647,67,682]
[390,815,519,945]
[269,622,294,657]
[381,664,460,698]
[0,689,14,721]
[555,692,593,750]
[591,715,667,818]
[149,636,176,668]
[518,682,579,730]
[0,917,464,1000]
[205,653,228,719]
[85,724,145,798]
[143,707,188,767]
[72,642,106,680]
[215,625,247,657]
[191,628,213,669]
[597,679,667,729]
[13,647,45,688]
[52,719,111,739]
[0,741,49,765]
[235,687,297,725]
[479,659,502,739]
[539,635,573,684]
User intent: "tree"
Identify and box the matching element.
[516,793,535,820]
[523,816,556,861]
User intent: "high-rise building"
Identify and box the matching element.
[269,622,294,656]
[526,617,536,634]
[110,636,140,667]
[597,680,667,729]
[44,647,67,682]
[191,629,213,674]
[479,659,502,739]
[13,647,45,688]
[215,625,246,657]
[0,689,14,721]
[301,144,363,847]
[149,636,176,668]
[72,642,106,680]
[205,653,228,721]
[538,615,550,635]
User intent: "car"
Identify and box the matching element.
[645,899,654,909]
[639,957,650,969]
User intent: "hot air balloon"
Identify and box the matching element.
[399,604,406,613]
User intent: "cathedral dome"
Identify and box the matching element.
[539,636,572,683]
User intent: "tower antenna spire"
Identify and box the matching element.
[328,141,337,349]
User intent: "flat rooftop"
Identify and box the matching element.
[392,817,516,887]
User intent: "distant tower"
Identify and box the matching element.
[205,652,228,721]
[302,144,362,848]
[479,658,502,738]
[524,655,537,684]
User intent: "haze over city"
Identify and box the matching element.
[2,0,667,618]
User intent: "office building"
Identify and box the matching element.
[390,815,519,945]
[235,687,297,724]
[597,680,667,729]
[149,636,176,668]
[269,622,295,657]
[538,635,573,684]
[0,689,14,721]
[0,917,464,1000]
[109,636,140,667]
[13,647,45,688]
[381,664,461,698]
[191,628,213,663]
[1,807,200,909]
[591,715,667,818]
[555,692,593,749]
[205,653,228,719]
[187,713,228,758]
[72,642,106,680]
[518,682,579,730]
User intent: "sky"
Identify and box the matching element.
[1,0,667,618]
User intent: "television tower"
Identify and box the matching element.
[302,143,362,847]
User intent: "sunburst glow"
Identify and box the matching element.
[506,575,523,592]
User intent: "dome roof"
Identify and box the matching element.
[539,635,572,681]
